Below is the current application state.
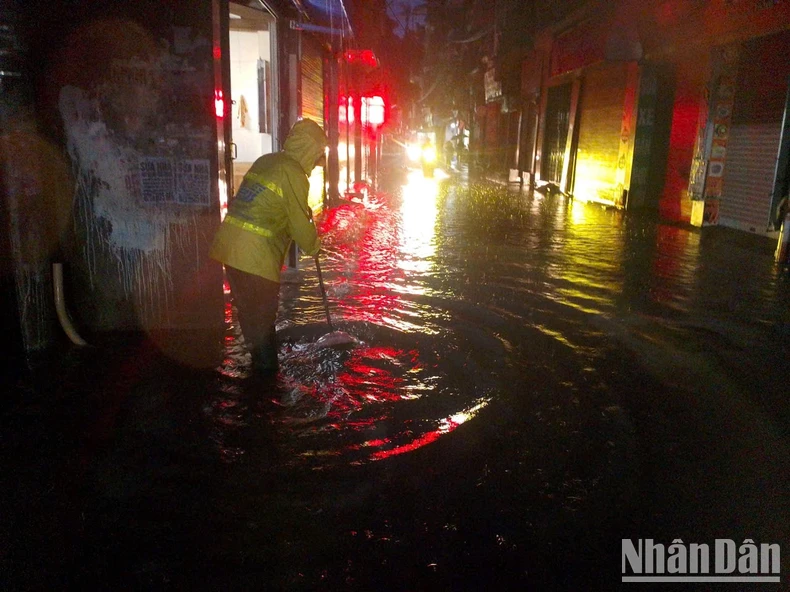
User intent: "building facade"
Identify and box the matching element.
[436,0,790,239]
[0,0,354,358]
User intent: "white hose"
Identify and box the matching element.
[52,262,88,346]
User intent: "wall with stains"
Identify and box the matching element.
[1,118,72,352]
[1,5,73,356]
[41,1,224,342]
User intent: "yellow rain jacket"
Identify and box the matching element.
[210,119,326,283]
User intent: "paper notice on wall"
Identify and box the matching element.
[138,157,210,206]
[140,157,175,203]
[175,159,210,205]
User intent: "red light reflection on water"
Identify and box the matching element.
[297,345,418,421]
[336,346,409,403]
[368,429,442,460]
[224,300,234,324]
[317,202,359,235]
[317,199,411,329]
[649,224,698,305]
[287,183,475,463]
[366,399,490,461]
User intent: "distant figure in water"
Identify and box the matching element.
[210,119,327,374]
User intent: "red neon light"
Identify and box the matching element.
[343,49,378,68]
[214,89,224,118]
[360,49,377,68]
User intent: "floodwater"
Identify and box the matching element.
[3,167,790,590]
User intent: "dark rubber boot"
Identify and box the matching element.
[251,342,278,375]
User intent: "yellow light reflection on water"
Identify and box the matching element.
[553,196,625,320]
[398,169,443,269]
[569,197,587,225]
[439,398,490,434]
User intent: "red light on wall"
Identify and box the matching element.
[339,96,355,124]
[343,49,379,68]
[339,94,387,132]
[360,49,377,68]
[215,89,224,118]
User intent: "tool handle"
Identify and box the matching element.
[315,254,334,332]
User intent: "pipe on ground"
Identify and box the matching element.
[52,262,88,346]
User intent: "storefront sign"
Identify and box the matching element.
[484,68,502,103]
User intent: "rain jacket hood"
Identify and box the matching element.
[284,119,327,174]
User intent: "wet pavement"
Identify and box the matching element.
[2,167,790,590]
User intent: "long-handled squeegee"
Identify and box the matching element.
[314,254,334,332]
[310,254,362,351]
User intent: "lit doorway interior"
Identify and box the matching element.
[227,2,278,197]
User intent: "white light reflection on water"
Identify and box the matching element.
[397,169,441,275]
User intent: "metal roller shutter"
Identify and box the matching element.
[718,32,790,234]
[718,122,781,232]
[301,42,324,125]
[573,62,627,205]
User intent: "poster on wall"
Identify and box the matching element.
[140,157,175,204]
[175,159,211,205]
[137,157,210,206]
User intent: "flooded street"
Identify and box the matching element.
[3,169,790,590]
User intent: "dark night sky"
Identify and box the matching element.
[387,0,426,37]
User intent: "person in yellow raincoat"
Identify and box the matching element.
[210,118,327,374]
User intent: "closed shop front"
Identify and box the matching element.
[539,13,608,192]
[501,108,521,172]
[573,62,628,205]
[540,82,572,186]
[472,104,487,161]
[718,30,790,234]
[301,37,324,124]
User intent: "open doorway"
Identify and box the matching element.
[227,2,278,197]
